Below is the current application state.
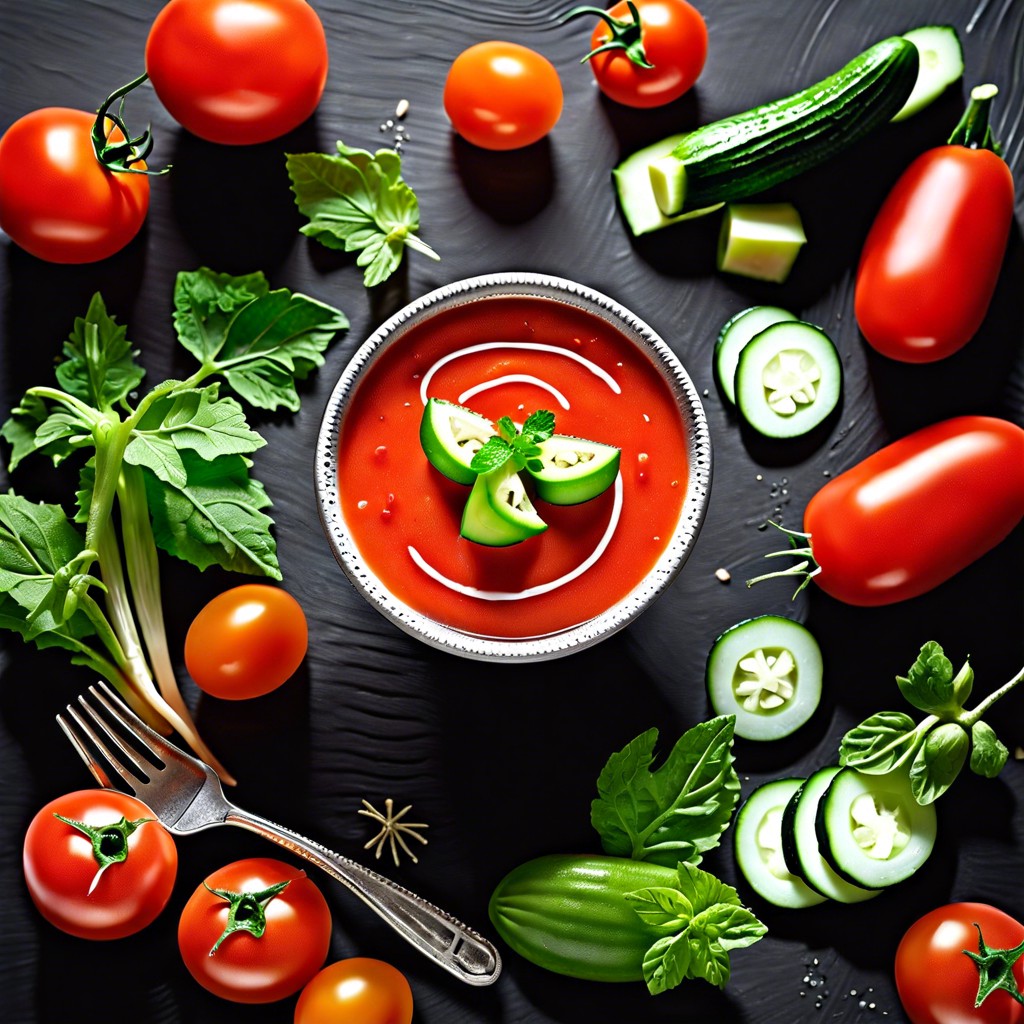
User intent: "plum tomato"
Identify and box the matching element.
[294,958,414,1024]
[178,857,332,1003]
[443,41,563,150]
[184,583,308,699]
[0,108,150,263]
[145,0,329,145]
[895,903,1024,1024]
[22,789,177,940]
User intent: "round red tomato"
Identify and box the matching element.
[145,0,329,145]
[0,108,150,263]
[185,584,308,699]
[443,42,563,150]
[22,789,177,940]
[294,958,414,1024]
[577,0,708,108]
[895,903,1024,1024]
[178,857,331,1003]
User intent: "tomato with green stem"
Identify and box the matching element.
[23,790,177,940]
[295,958,414,1024]
[895,903,1024,1024]
[563,0,708,108]
[185,584,308,699]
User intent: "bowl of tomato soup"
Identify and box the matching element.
[315,273,711,660]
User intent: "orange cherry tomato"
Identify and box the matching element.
[294,958,414,1024]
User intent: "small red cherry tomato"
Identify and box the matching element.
[0,108,149,263]
[23,789,177,940]
[145,0,329,145]
[185,584,308,699]
[294,958,414,1024]
[855,86,1015,362]
[178,857,331,1003]
[443,41,563,150]
[895,903,1024,1024]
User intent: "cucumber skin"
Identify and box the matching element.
[489,854,679,982]
[663,36,919,212]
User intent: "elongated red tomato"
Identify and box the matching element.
[855,86,1014,362]
[765,417,1024,606]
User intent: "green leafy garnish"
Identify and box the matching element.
[469,409,555,477]
[0,270,348,780]
[840,641,1021,804]
[285,142,439,288]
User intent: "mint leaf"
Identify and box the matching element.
[897,641,962,715]
[591,718,739,867]
[839,710,922,773]
[970,721,1009,778]
[521,409,555,443]
[469,437,513,475]
[173,268,271,365]
[910,722,969,804]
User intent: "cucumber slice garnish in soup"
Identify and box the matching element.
[706,615,823,741]
[715,306,799,406]
[527,434,621,506]
[734,320,842,438]
[734,778,827,909]
[460,464,548,547]
[420,398,495,485]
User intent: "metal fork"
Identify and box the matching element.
[57,681,501,986]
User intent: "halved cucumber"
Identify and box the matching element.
[715,306,799,406]
[816,766,937,889]
[527,435,620,506]
[780,766,879,904]
[891,25,964,122]
[734,778,827,909]
[734,321,842,439]
[460,465,548,547]
[706,615,822,741]
[420,398,495,485]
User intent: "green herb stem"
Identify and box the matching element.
[962,664,1024,726]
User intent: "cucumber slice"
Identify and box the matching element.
[714,306,799,406]
[817,766,937,889]
[613,135,723,236]
[706,615,823,741]
[891,25,964,122]
[780,766,879,904]
[734,321,842,439]
[734,778,827,909]
[420,398,495,485]
[528,434,620,506]
[460,465,547,547]
[717,203,807,284]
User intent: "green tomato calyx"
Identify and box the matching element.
[54,812,153,893]
[562,2,656,69]
[963,923,1024,1008]
[204,877,294,955]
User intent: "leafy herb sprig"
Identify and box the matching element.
[840,641,1023,805]
[0,269,348,780]
[469,410,555,476]
[285,142,439,288]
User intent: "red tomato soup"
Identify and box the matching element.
[336,296,690,638]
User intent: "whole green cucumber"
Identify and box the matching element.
[650,36,919,215]
[488,854,679,982]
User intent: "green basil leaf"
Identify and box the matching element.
[909,722,969,804]
[969,720,1009,779]
[623,886,693,930]
[173,268,270,365]
[839,711,921,773]
[897,641,961,715]
[676,862,744,912]
[469,437,512,475]
[641,932,692,995]
[2,395,92,472]
[591,717,740,867]
[695,903,768,952]
[951,659,975,706]
[684,930,732,989]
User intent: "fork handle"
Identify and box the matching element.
[223,807,501,986]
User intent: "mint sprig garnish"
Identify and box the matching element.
[470,409,555,476]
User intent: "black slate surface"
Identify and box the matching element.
[1,2,1023,1022]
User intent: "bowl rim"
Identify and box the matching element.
[313,271,712,662]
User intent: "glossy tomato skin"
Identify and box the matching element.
[804,416,1024,606]
[855,145,1014,362]
[178,857,331,1003]
[145,0,328,145]
[586,0,708,108]
[895,903,1024,1024]
[443,42,563,150]
[22,789,177,940]
[0,108,149,263]
[185,584,308,699]
[294,958,414,1024]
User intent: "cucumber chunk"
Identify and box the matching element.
[706,615,823,741]
[715,306,799,406]
[717,203,807,283]
[460,465,547,547]
[780,766,879,904]
[817,766,937,889]
[420,398,495,485]
[527,434,620,506]
[735,778,827,909]
[734,321,842,439]
[613,135,723,236]
[891,25,964,122]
